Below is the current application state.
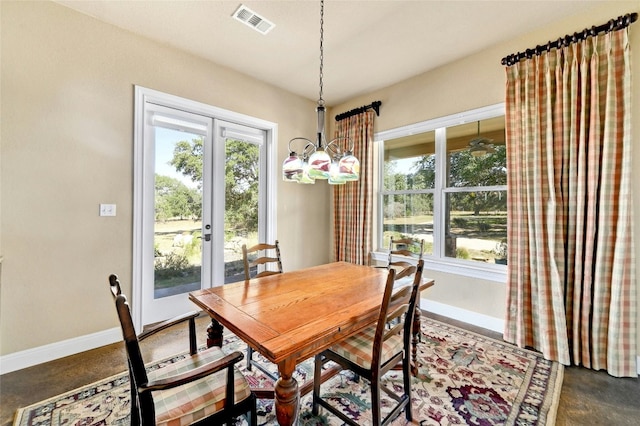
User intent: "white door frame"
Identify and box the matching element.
[133,86,278,330]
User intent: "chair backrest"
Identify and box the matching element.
[372,260,424,369]
[109,274,153,421]
[242,240,283,280]
[388,236,424,280]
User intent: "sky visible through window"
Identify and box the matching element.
[389,157,420,175]
[155,126,199,189]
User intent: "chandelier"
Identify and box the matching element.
[282,0,359,185]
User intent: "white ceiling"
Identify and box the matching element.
[55,0,611,105]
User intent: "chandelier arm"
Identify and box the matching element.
[303,141,316,157]
[328,136,354,154]
[326,140,342,158]
[288,137,314,155]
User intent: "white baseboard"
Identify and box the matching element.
[420,297,505,334]
[0,327,122,375]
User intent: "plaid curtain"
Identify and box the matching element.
[504,28,636,377]
[333,111,375,264]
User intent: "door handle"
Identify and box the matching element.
[204,234,211,242]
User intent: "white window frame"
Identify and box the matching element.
[373,103,507,282]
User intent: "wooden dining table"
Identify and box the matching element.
[189,261,434,426]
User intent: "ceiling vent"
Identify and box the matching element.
[232,4,275,35]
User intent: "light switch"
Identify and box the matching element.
[99,204,116,217]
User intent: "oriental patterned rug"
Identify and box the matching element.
[13,317,563,426]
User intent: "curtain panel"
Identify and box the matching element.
[504,28,637,377]
[332,111,375,265]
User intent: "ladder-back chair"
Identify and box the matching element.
[242,240,283,280]
[388,236,424,280]
[312,260,425,425]
[109,274,257,426]
[241,240,283,380]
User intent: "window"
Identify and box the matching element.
[375,104,506,280]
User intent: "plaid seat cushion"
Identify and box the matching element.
[329,325,404,370]
[147,346,252,426]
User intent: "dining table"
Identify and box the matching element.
[189,261,434,426]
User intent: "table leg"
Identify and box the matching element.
[206,318,224,348]
[275,358,299,426]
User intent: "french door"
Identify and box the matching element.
[134,87,275,327]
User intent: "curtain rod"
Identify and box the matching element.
[335,101,382,122]
[501,12,637,66]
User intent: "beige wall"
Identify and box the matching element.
[0,1,331,355]
[332,1,640,349]
[2,0,639,361]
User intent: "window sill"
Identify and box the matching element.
[370,252,507,283]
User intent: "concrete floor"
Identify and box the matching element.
[1,313,638,425]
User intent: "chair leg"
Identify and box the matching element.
[312,353,323,416]
[403,357,413,421]
[246,345,254,371]
[130,406,140,426]
[371,370,381,426]
[128,366,140,426]
[248,393,258,426]
[246,344,279,381]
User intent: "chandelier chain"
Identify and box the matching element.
[318,0,324,105]
[282,0,360,184]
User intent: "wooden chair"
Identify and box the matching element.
[242,240,282,280]
[108,275,257,426]
[312,260,424,425]
[387,236,424,280]
[241,240,282,380]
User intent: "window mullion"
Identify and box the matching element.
[375,139,385,252]
[433,127,447,258]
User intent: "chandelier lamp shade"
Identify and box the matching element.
[282,0,360,185]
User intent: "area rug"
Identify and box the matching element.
[13,317,563,426]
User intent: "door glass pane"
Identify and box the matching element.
[153,127,203,298]
[382,193,434,255]
[223,138,260,283]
